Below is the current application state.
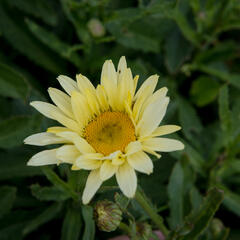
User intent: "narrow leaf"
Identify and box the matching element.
[82,205,95,240]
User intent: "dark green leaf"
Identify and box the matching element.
[190,76,220,107]
[114,192,130,210]
[61,205,82,240]
[41,166,79,201]
[0,115,42,149]
[23,202,62,235]
[0,63,29,101]
[31,184,71,202]
[82,205,95,240]
[0,186,17,218]
[168,162,184,229]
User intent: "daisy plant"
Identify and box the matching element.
[24,56,184,235]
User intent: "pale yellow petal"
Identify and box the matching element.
[56,145,79,163]
[24,132,67,146]
[82,169,102,204]
[127,151,153,174]
[30,101,81,132]
[75,156,102,170]
[116,161,137,198]
[56,131,95,153]
[57,75,78,95]
[48,87,74,118]
[71,91,91,126]
[142,137,184,152]
[117,56,127,74]
[100,160,118,181]
[136,97,169,137]
[76,74,95,93]
[151,125,181,137]
[27,149,58,166]
[96,85,109,111]
[125,141,142,156]
[47,126,71,133]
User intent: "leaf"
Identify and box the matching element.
[82,205,95,240]
[168,162,184,229]
[61,205,82,240]
[0,186,17,218]
[0,149,43,180]
[31,184,71,202]
[217,184,240,217]
[165,28,193,74]
[180,188,224,240]
[0,115,42,149]
[190,76,220,106]
[114,192,130,210]
[9,0,58,26]
[0,63,29,101]
[189,187,203,213]
[178,97,203,149]
[26,19,82,67]
[41,166,79,201]
[23,202,62,235]
[0,2,63,73]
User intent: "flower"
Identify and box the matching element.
[24,57,184,204]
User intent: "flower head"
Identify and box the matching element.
[24,57,184,204]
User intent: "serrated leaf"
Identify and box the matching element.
[168,162,184,229]
[61,205,82,240]
[180,188,224,240]
[31,184,71,202]
[190,76,220,107]
[0,115,42,149]
[0,63,29,101]
[26,19,82,67]
[41,166,79,201]
[0,186,17,218]
[82,205,95,240]
[0,2,63,73]
[23,202,62,235]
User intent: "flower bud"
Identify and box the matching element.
[94,200,122,232]
[210,218,224,237]
[136,222,152,240]
[87,18,106,38]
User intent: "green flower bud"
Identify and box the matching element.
[136,222,152,240]
[87,18,106,38]
[94,200,122,232]
[210,218,224,237]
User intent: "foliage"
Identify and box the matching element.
[0,0,240,239]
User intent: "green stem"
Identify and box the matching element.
[135,188,169,237]
[118,222,131,235]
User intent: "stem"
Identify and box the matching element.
[118,222,131,235]
[135,188,169,237]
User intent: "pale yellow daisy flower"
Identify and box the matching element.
[24,57,184,204]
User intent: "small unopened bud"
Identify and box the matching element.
[87,18,106,38]
[210,218,224,237]
[94,200,122,232]
[136,222,152,240]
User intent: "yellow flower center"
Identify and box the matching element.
[84,111,136,156]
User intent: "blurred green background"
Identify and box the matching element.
[0,0,240,239]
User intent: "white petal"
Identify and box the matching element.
[125,141,142,156]
[48,87,74,118]
[75,156,102,170]
[151,125,181,137]
[56,131,95,153]
[27,149,58,166]
[24,132,67,146]
[127,151,153,174]
[136,97,169,137]
[142,137,184,152]
[116,161,137,198]
[100,160,118,181]
[57,75,78,95]
[82,169,103,204]
[56,145,79,163]
[30,101,80,132]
